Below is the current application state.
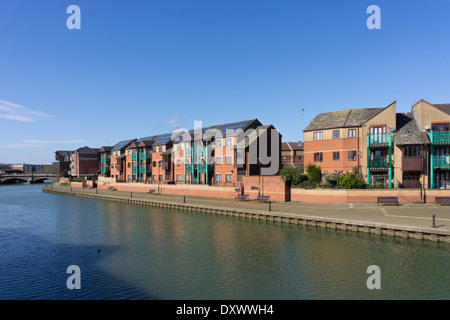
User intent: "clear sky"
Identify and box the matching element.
[1,0,450,164]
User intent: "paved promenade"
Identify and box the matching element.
[43,184,450,241]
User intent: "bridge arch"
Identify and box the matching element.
[0,177,29,184]
[33,177,56,183]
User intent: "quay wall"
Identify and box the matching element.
[43,187,450,243]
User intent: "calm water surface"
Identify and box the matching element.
[0,184,448,299]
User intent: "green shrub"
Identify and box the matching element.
[338,173,366,189]
[280,166,305,187]
[297,179,318,189]
[305,164,322,183]
[60,182,70,187]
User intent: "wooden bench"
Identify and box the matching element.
[435,197,450,206]
[235,194,249,200]
[147,189,156,194]
[107,186,117,191]
[256,195,270,202]
[377,197,399,205]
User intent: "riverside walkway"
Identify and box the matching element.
[43,184,450,243]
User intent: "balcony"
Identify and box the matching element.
[430,131,450,146]
[139,152,151,160]
[433,155,450,169]
[369,157,390,170]
[131,153,138,161]
[197,164,213,172]
[185,164,193,172]
[368,133,391,147]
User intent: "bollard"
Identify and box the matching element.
[432,214,436,228]
[269,201,271,212]
[184,196,186,203]
[131,192,133,199]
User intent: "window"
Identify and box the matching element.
[153,174,156,181]
[313,132,323,141]
[176,174,181,182]
[215,140,222,147]
[158,161,162,167]
[159,174,163,181]
[226,138,232,146]
[226,174,232,182]
[314,152,323,162]
[177,144,181,151]
[403,145,422,157]
[348,129,356,138]
[176,159,182,166]
[348,151,357,161]
[128,175,131,181]
[226,156,232,165]
[159,147,163,152]
[127,162,131,168]
[403,172,420,180]
[152,147,156,152]
[216,157,222,165]
[333,130,340,139]
[432,123,450,131]
[215,174,222,182]
[153,161,156,167]
[333,151,340,162]
[370,126,387,134]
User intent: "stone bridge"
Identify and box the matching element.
[0,173,58,184]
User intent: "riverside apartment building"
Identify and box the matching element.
[304,99,450,189]
[99,119,282,186]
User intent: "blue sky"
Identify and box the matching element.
[1,0,450,164]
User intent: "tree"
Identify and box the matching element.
[305,163,322,183]
[280,166,305,187]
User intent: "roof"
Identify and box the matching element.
[99,146,113,153]
[76,146,100,154]
[282,142,303,151]
[395,113,430,145]
[112,139,135,151]
[304,107,385,132]
[135,119,262,146]
[432,103,450,116]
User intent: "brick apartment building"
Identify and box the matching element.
[70,146,101,177]
[55,150,72,176]
[100,119,282,186]
[303,99,450,189]
[281,142,304,171]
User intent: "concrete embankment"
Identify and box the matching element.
[43,186,450,243]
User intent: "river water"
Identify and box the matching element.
[0,183,448,300]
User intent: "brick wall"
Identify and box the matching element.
[290,188,449,203]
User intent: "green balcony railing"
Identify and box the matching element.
[368,133,391,147]
[433,155,450,169]
[131,153,138,161]
[430,131,450,145]
[197,164,213,172]
[139,152,150,160]
[369,157,390,169]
